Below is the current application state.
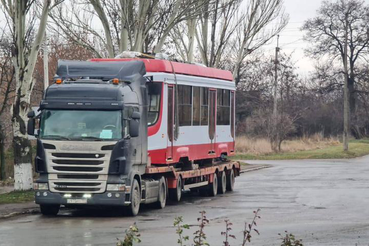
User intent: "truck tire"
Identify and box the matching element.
[226,169,235,192]
[127,179,141,216]
[218,171,227,194]
[155,177,167,209]
[209,174,218,197]
[40,204,60,216]
[169,176,182,202]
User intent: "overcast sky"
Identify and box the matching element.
[263,0,369,76]
[263,0,330,76]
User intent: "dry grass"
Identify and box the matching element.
[236,133,340,155]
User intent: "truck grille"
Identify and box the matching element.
[44,141,114,194]
[49,152,108,174]
[51,180,104,192]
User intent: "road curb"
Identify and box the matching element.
[240,164,272,173]
[0,208,39,220]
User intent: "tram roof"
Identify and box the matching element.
[90,58,234,82]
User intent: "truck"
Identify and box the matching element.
[28,55,240,216]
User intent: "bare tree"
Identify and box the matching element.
[1,0,62,190]
[302,0,369,121]
[49,0,206,57]
[0,32,15,181]
[195,0,242,67]
[232,0,288,84]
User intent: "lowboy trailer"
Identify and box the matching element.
[28,56,240,216]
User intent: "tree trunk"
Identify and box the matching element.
[12,94,33,190]
[132,0,150,52]
[90,0,115,57]
[0,124,5,181]
[187,18,196,63]
[120,26,128,52]
[348,76,355,115]
[10,0,51,190]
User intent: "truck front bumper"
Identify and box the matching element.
[35,190,130,206]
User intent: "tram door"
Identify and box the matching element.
[209,89,216,154]
[167,85,175,160]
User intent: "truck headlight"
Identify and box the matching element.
[34,183,49,191]
[107,184,125,191]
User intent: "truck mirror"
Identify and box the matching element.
[129,119,139,137]
[27,119,35,136]
[131,111,140,120]
[27,111,35,118]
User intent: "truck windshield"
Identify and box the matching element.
[40,110,122,141]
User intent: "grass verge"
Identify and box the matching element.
[232,139,369,160]
[0,191,34,205]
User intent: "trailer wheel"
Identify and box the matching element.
[209,174,218,197]
[226,169,235,192]
[218,171,227,194]
[127,179,141,216]
[155,177,167,209]
[40,204,60,216]
[169,176,182,202]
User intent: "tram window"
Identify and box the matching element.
[178,85,192,126]
[193,87,200,125]
[201,87,209,125]
[148,83,162,126]
[217,89,230,125]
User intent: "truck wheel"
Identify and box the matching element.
[169,176,182,202]
[40,204,60,216]
[127,179,141,216]
[226,169,235,192]
[209,174,218,197]
[218,171,227,194]
[155,177,167,209]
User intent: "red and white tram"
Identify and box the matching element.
[92,58,236,165]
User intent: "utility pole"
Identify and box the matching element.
[272,35,280,151]
[43,34,49,92]
[343,13,349,151]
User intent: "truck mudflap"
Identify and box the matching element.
[35,191,131,206]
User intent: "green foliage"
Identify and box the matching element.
[279,231,303,246]
[0,191,34,204]
[116,223,141,246]
[174,216,190,246]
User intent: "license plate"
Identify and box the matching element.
[67,199,87,204]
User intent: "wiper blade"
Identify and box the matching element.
[72,136,103,141]
[42,135,71,140]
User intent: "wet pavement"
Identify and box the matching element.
[1,157,369,246]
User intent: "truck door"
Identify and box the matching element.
[167,85,174,160]
[209,89,216,154]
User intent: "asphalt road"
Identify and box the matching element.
[1,157,369,246]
